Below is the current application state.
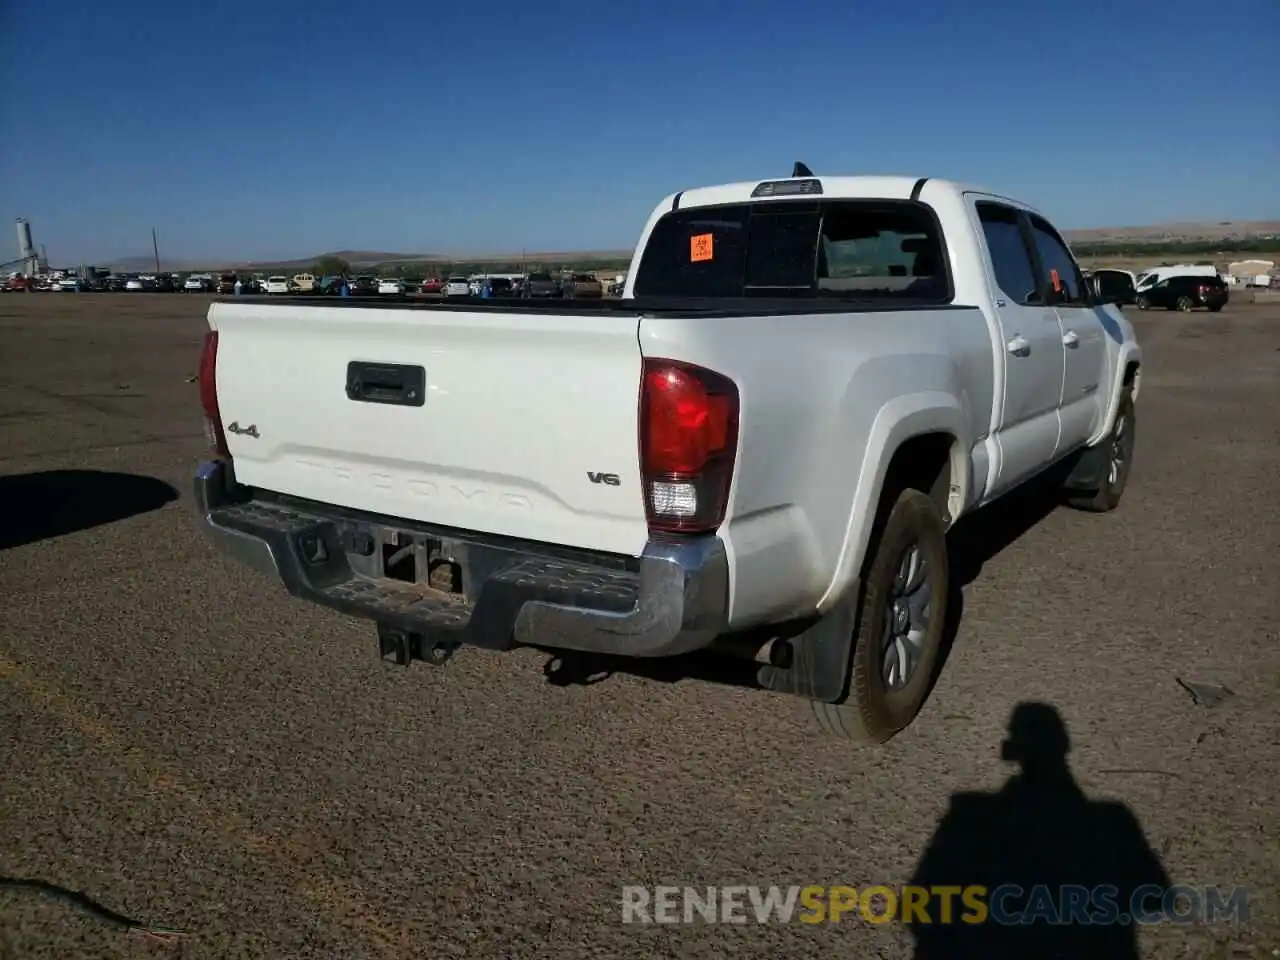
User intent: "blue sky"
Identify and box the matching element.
[1,0,1276,264]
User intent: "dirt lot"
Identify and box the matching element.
[1,293,1277,959]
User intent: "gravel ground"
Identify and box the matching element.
[0,293,1276,960]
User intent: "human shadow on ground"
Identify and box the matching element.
[538,469,1067,694]
[906,701,1171,960]
[0,469,179,551]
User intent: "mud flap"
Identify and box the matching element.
[1062,441,1109,492]
[755,584,863,704]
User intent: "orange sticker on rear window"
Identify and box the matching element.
[1050,268,1062,293]
[690,233,714,263]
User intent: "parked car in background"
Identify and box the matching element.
[215,274,237,294]
[1134,263,1218,295]
[421,277,444,295]
[350,276,379,297]
[521,271,559,298]
[560,273,603,299]
[479,277,513,297]
[443,276,471,298]
[378,278,406,295]
[55,275,83,291]
[1088,269,1137,306]
[264,276,290,295]
[1135,273,1228,312]
[291,273,317,293]
[124,277,145,292]
[185,276,208,292]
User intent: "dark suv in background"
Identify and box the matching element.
[1136,274,1228,312]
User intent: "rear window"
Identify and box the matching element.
[632,199,950,302]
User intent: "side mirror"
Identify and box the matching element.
[1089,275,1124,306]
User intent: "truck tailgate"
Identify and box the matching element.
[208,301,649,556]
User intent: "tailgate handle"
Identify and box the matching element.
[345,362,426,406]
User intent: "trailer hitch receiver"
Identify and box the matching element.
[377,624,460,667]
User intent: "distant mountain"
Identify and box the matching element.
[97,220,1277,273]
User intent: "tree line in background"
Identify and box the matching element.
[291,239,1280,280]
[1069,237,1279,258]
[311,255,632,279]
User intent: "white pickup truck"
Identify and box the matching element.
[193,169,1141,743]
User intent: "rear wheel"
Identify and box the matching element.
[1135,295,1149,310]
[1176,296,1194,312]
[1066,388,1135,512]
[811,488,949,743]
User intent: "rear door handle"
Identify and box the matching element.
[1062,330,1080,348]
[1006,336,1030,356]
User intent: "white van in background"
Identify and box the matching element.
[1134,263,1219,294]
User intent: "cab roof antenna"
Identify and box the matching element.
[792,161,814,177]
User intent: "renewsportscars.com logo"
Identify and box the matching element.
[620,885,1251,926]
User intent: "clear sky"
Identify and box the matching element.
[2,0,1276,264]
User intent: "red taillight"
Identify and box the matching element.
[639,359,739,534]
[198,330,229,457]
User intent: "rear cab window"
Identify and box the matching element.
[632,199,952,303]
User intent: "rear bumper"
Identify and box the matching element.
[194,460,728,658]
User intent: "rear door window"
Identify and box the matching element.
[1027,214,1089,306]
[976,202,1042,305]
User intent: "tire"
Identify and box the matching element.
[1066,387,1135,513]
[1176,296,1193,312]
[1135,295,1149,310]
[1208,305,1223,313]
[811,488,949,743]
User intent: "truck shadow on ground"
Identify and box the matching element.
[540,471,1067,694]
[905,701,1171,960]
[0,470,179,551]
[0,876,184,943]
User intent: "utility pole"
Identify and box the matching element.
[152,228,161,273]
